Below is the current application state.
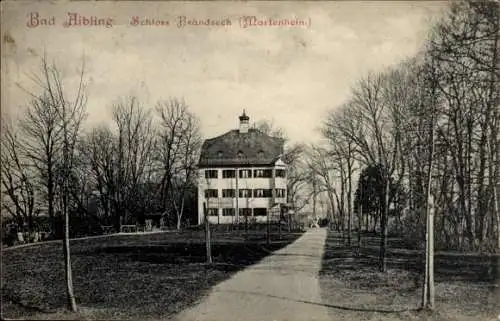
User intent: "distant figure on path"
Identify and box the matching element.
[310,216,320,228]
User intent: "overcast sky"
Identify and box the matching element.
[1,1,449,144]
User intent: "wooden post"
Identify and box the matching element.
[347,144,353,248]
[204,202,212,264]
[268,167,276,246]
[313,179,317,223]
[428,196,435,308]
[278,207,282,240]
[422,203,429,308]
[267,209,271,246]
[235,168,239,228]
[245,212,248,237]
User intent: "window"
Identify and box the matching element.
[218,151,223,158]
[276,169,286,178]
[239,169,252,178]
[237,151,244,158]
[239,208,252,216]
[222,170,236,178]
[239,189,252,198]
[276,189,286,198]
[222,208,235,216]
[205,170,218,179]
[208,208,219,216]
[257,150,264,158]
[254,189,272,198]
[222,189,236,198]
[253,208,267,216]
[204,189,218,198]
[254,169,272,178]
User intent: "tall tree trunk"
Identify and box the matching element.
[357,187,363,256]
[365,210,369,232]
[493,136,500,250]
[313,178,317,218]
[63,187,77,312]
[379,177,389,272]
[62,92,77,312]
[347,151,353,247]
[422,84,437,309]
[340,169,346,240]
[47,160,56,237]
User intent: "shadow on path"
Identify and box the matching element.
[215,289,419,314]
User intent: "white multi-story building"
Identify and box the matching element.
[197,111,287,224]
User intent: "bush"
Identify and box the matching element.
[391,211,425,250]
[1,224,20,247]
[2,233,17,247]
[318,218,329,227]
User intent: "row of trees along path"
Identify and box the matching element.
[309,1,499,310]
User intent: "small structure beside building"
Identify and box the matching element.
[197,111,287,225]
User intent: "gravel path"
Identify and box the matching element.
[174,228,329,321]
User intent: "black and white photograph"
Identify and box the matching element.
[1,1,499,320]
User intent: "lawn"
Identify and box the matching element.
[319,230,500,321]
[1,229,303,320]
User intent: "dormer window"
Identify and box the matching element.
[257,150,264,158]
[218,151,223,158]
[237,151,244,158]
[276,169,287,178]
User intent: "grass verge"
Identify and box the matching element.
[1,230,303,320]
[319,229,499,321]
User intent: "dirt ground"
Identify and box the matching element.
[319,230,500,321]
[1,230,302,320]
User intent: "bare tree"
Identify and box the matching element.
[1,119,37,231]
[254,119,310,216]
[312,1,498,312]
[305,145,338,230]
[322,115,358,246]
[111,97,154,230]
[19,84,62,237]
[284,144,309,214]
[423,1,500,252]
[21,56,87,312]
[253,119,286,140]
[155,98,201,230]
[83,126,117,225]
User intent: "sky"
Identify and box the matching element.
[1,1,449,144]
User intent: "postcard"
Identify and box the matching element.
[1,1,498,321]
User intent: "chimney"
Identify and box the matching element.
[239,110,249,134]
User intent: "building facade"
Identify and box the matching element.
[197,111,287,224]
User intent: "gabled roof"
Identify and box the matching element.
[198,128,285,167]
